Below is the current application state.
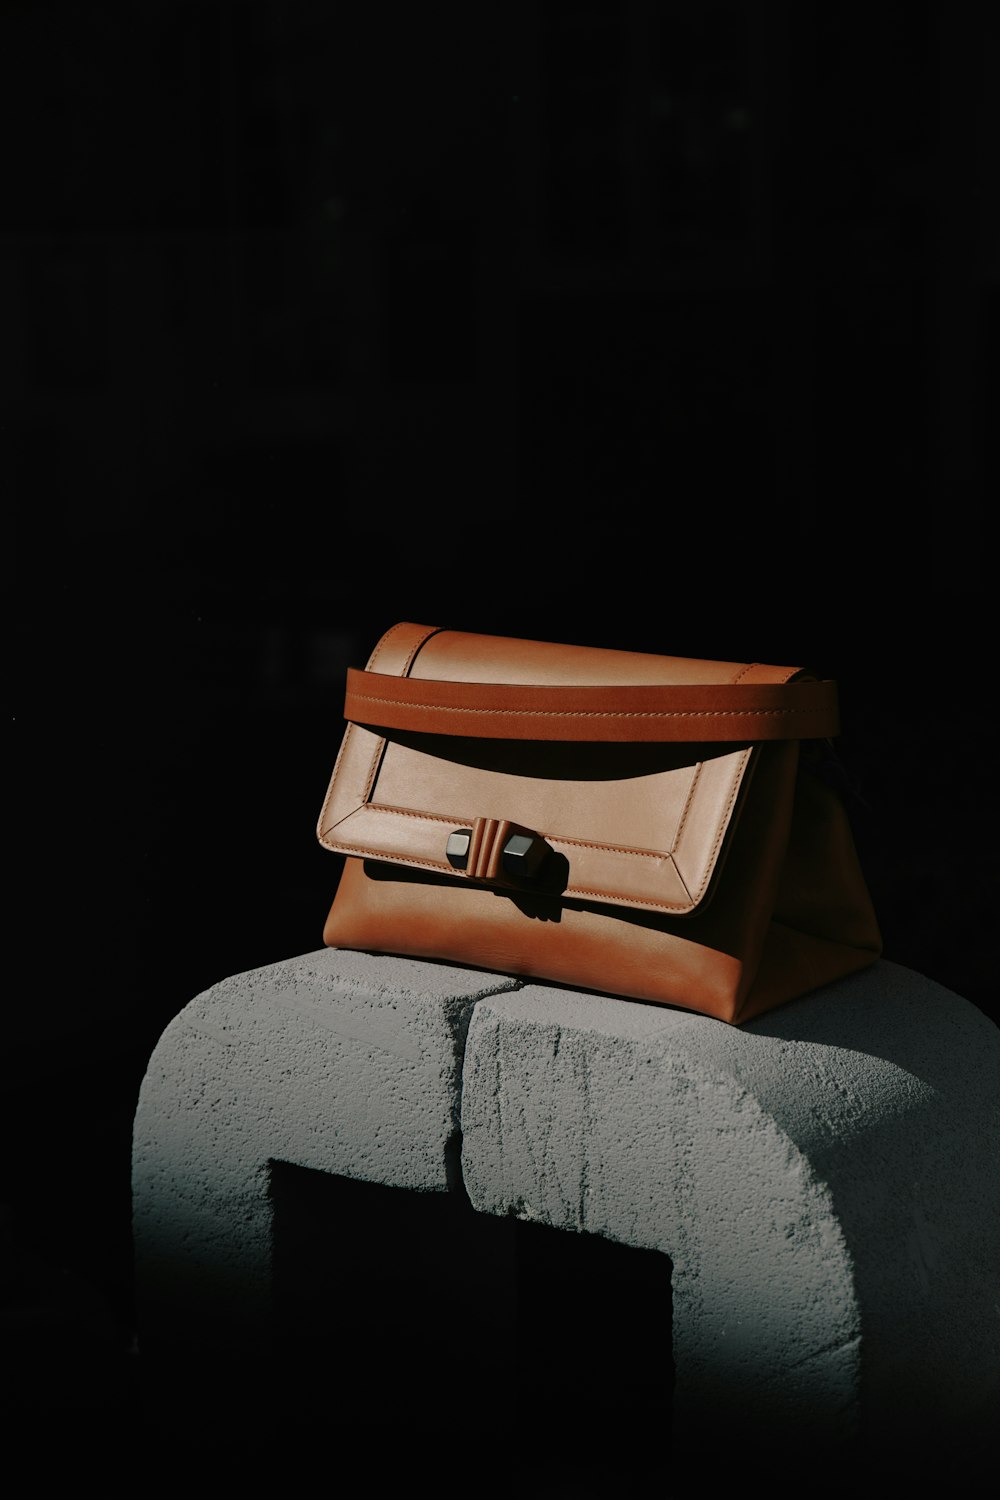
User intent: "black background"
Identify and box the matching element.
[5,0,996,1449]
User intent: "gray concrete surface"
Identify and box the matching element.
[461,961,1000,1455]
[131,946,519,1345]
[132,949,999,1460]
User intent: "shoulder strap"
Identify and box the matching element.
[344,667,839,743]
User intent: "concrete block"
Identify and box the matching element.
[460,960,1000,1458]
[132,946,998,1467]
[131,946,519,1348]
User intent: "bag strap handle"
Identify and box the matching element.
[344,667,839,743]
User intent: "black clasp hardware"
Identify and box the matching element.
[446,824,550,882]
[501,831,548,881]
[446,830,472,870]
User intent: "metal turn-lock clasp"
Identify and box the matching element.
[446,818,549,883]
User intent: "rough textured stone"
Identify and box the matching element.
[460,960,1000,1455]
[132,948,998,1465]
[131,946,519,1345]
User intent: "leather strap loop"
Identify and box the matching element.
[344,668,839,743]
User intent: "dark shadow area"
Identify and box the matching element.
[508,1210,674,1480]
[5,0,994,1462]
[126,1165,673,1475]
[272,1167,674,1475]
[369,731,746,780]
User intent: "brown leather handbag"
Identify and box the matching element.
[316,622,881,1023]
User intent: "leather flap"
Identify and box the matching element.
[316,624,807,917]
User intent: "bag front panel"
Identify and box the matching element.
[322,739,802,1023]
[318,724,756,914]
[323,857,751,1021]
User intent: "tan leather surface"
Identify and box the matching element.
[321,737,791,1017]
[318,623,799,914]
[318,712,753,912]
[407,628,786,686]
[317,622,882,1023]
[344,667,841,742]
